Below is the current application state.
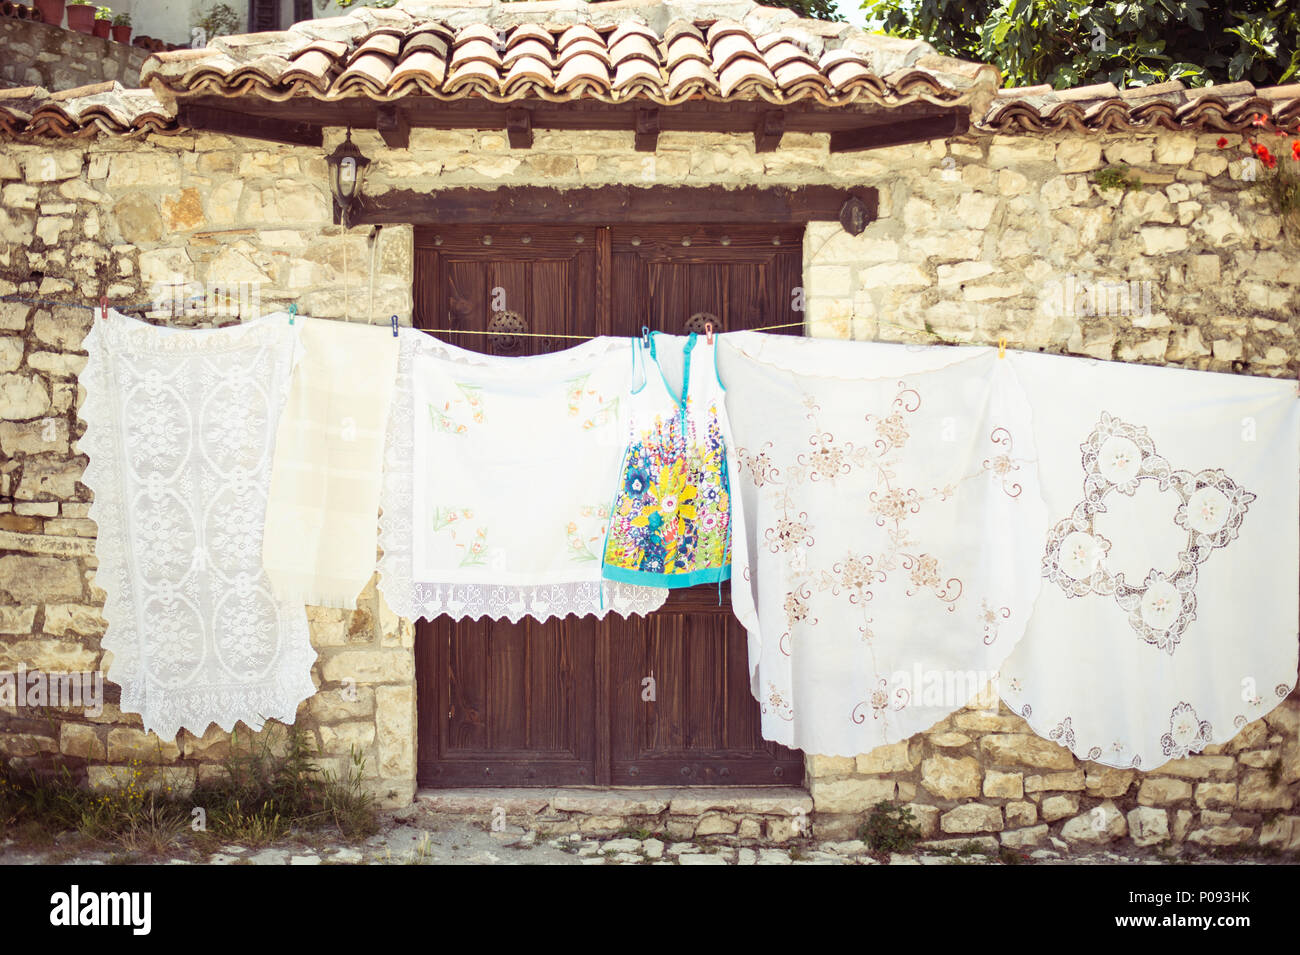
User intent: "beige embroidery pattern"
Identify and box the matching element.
[739,382,1030,737]
[1042,413,1256,655]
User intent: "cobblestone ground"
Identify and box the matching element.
[0,810,1287,865]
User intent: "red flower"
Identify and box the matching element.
[1251,113,1268,127]
[1292,140,1300,161]
[1216,137,1228,148]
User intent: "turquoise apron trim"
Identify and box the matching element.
[602,563,731,589]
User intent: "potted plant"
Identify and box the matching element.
[91,4,110,37]
[34,0,63,26]
[65,0,92,32]
[110,9,128,42]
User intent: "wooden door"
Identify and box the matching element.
[414,224,805,787]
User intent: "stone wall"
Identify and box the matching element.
[0,120,1297,848]
[0,17,149,91]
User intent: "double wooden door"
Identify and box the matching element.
[413,224,805,787]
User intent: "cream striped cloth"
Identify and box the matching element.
[262,315,399,608]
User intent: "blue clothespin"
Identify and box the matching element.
[641,325,651,348]
[391,314,399,337]
[288,303,298,326]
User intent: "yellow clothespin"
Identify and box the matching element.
[997,337,1007,360]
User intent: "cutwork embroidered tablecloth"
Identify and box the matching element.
[1000,351,1300,769]
[81,311,316,738]
[719,333,1048,756]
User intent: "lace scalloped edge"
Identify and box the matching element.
[1001,677,1299,772]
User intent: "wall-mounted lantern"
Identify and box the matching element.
[326,129,371,228]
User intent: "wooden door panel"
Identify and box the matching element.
[423,616,598,786]
[414,224,804,788]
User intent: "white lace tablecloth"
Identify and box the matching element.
[82,311,316,738]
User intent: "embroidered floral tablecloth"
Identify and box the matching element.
[720,334,1048,755]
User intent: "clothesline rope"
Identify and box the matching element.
[0,290,982,344]
[7,295,1294,393]
[415,316,986,345]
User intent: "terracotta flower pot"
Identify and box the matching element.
[65,2,93,32]
[91,17,108,38]
[111,22,128,42]
[34,0,63,25]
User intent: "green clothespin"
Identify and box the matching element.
[288,303,298,326]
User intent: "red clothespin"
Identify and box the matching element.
[704,321,714,345]
[99,296,108,321]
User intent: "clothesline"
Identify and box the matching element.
[1,288,989,347]
[7,294,1289,392]
[416,316,989,347]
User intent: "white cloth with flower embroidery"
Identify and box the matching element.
[377,328,668,623]
[81,310,316,739]
[719,332,1048,756]
[1000,351,1299,770]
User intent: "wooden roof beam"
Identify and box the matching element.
[377,105,410,149]
[506,108,533,149]
[635,107,659,152]
[830,109,969,153]
[175,103,322,146]
[755,110,784,152]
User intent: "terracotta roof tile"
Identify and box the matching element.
[666,56,719,96]
[350,32,403,63]
[445,58,502,95]
[664,33,709,69]
[717,56,776,97]
[389,50,448,93]
[613,57,662,92]
[336,51,396,95]
[609,32,659,66]
[556,35,611,66]
[282,49,336,92]
[404,31,451,58]
[504,55,554,92]
[5,1,1295,138]
[555,50,611,92]
[127,0,998,110]
[761,39,814,72]
[983,78,1300,134]
[503,37,555,67]
[454,23,502,47]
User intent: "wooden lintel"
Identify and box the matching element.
[830,109,969,153]
[356,185,879,227]
[755,110,784,152]
[175,103,322,147]
[376,105,410,149]
[506,108,533,149]
[635,107,659,152]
